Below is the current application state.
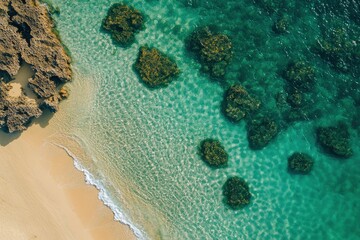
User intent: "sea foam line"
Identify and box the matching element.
[52,143,147,240]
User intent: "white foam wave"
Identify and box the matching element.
[52,143,147,240]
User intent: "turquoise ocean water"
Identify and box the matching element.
[48,0,359,239]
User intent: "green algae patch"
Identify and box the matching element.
[223,176,251,209]
[134,46,180,87]
[316,123,353,158]
[186,26,233,79]
[102,4,144,47]
[288,152,314,174]
[199,139,228,167]
[222,85,261,123]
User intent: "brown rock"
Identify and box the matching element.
[0,0,72,132]
[0,82,42,133]
[59,86,69,99]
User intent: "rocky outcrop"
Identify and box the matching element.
[0,0,72,132]
[0,82,42,132]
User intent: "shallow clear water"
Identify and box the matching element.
[49,0,359,239]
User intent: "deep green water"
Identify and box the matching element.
[49,0,359,239]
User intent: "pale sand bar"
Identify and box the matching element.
[0,121,136,239]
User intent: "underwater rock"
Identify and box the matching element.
[222,85,261,122]
[102,4,144,47]
[222,176,251,208]
[0,82,42,133]
[186,26,233,79]
[0,0,72,118]
[314,27,360,73]
[283,61,315,92]
[286,90,308,109]
[247,116,278,150]
[316,123,353,158]
[272,17,289,34]
[199,139,228,167]
[288,152,314,174]
[134,46,179,87]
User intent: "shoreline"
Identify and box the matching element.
[0,116,136,239]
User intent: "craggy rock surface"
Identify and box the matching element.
[0,82,42,132]
[0,0,72,132]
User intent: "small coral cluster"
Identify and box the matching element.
[103,4,180,88]
[222,176,251,209]
[222,85,261,123]
[247,116,278,150]
[279,61,320,123]
[288,152,314,174]
[199,139,228,167]
[272,16,289,34]
[283,61,315,92]
[134,46,179,87]
[316,123,353,158]
[198,138,251,208]
[186,26,233,79]
[102,4,144,47]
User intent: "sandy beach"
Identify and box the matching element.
[0,116,135,239]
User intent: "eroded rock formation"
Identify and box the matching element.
[0,82,42,132]
[0,0,72,132]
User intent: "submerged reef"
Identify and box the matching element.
[247,116,278,150]
[316,123,353,158]
[288,152,314,174]
[0,0,72,132]
[280,61,320,123]
[102,4,144,47]
[186,26,233,79]
[222,85,261,123]
[272,16,289,34]
[283,61,315,92]
[314,27,360,73]
[222,176,251,209]
[199,139,228,167]
[134,46,179,87]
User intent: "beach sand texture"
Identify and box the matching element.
[0,120,135,240]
